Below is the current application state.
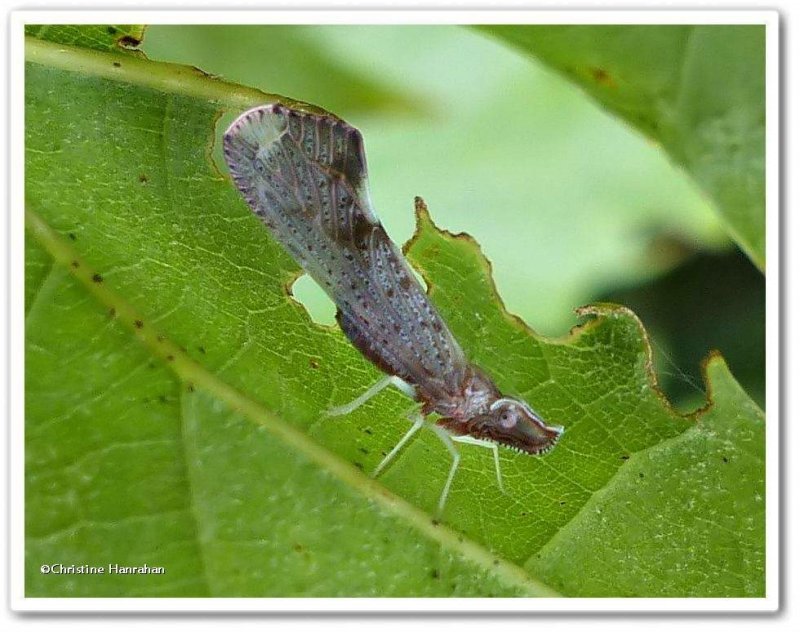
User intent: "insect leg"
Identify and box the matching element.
[325,375,416,417]
[451,435,506,494]
[372,409,425,478]
[428,425,461,516]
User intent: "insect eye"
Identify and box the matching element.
[499,409,517,428]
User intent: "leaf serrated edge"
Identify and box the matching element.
[405,196,728,425]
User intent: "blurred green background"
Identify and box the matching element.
[142,25,764,411]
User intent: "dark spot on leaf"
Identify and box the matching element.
[198,346,206,354]
[431,569,440,579]
[354,461,364,470]
[639,472,645,478]
[293,543,304,553]
[68,232,77,241]
[112,61,121,68]
[138,173,148,183]
[363,427,373,435]
[559,501,566,506]
[71,261,80,269]
[157,335,165,343]
[187,383,195,393]
[117,35,141,49]
[166,354,175,362]
[358,447,369,455]
[309,358,320,369]
[431,519,440,526]
[590,67,617,88]
[108,307,116,318]
[621,454,630,460]
[492,559,499,566]
[107,26,118,34]
[91,273,103,283]
[158,395,167,404]
[134,319,144,329]
[722,456,729,463]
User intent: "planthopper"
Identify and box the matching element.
[223,103,564,514]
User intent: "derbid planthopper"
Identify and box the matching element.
[223,103,564,514]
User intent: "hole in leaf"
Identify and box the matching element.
[291,273,336,325]
[288,267,427,326]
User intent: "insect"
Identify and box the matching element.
[224,103,564,513]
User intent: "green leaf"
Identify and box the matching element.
[477,25,766,271]
[25,32,764,597]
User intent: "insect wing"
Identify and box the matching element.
[223,104,468,399]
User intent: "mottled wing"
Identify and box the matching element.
[223,104,468,399]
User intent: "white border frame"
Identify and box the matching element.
[8,9,780,613]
